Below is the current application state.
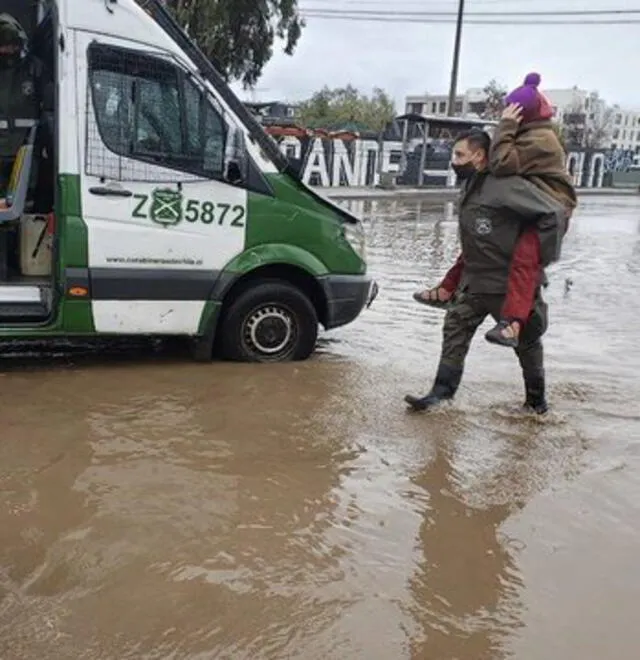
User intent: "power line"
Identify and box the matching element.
[301,13,640,24]
[302,8,640,17]
[302,0,613,4]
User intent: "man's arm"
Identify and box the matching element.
[495,177,567,267]
[488,117,521,176]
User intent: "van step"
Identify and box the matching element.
[0,285,42,304]
[0,302,49,321]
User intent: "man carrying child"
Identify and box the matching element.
[406,73,576,414]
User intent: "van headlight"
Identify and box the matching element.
[342,220,367,260]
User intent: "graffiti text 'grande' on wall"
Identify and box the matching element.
[272,134,640,189]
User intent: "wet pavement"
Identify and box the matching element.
[1,196,640,659]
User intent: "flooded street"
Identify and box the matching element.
[1,195,640,659]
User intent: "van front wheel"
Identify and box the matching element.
[219,280,319,362]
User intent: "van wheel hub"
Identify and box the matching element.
[245,305,295,355]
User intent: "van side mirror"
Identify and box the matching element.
[225,160,243,185]
[222,124,248,186]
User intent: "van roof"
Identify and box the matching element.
[60,0,184,61]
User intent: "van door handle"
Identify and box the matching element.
[89,186,133,197]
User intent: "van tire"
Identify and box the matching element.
[219,279,319,363]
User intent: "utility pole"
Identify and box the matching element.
[446,0,465,117]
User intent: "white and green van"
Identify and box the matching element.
[0,0,376,362]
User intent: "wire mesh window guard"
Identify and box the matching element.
[85,43,229,184]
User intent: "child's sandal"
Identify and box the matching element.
[485,320,519,348]
[413,288,451,309]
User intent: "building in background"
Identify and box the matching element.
[405,88,488,119]
[536,89,640,154]
[404,86,640,153]
[245,101,299,123]
[608,107,640,152]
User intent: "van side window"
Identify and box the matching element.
[87,43,227,180]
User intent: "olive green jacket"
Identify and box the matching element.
[456,169,567,295]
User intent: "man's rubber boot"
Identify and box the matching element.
[523,370,548,415]
[405,363,463,412]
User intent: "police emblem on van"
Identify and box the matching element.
[474,216,492,235]
[149,188,183,226]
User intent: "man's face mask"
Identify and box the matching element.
[0,45,20,70]
[451,161,476,180]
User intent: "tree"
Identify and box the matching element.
[296,85,397,132]
[480,79,508,120]
[562,94,613,149]
[561,102,587,148]
[148,0,304,88]
[584,106,614,149]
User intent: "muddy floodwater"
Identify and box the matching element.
[1,196,640,659]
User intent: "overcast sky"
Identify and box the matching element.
[231,0,640,111]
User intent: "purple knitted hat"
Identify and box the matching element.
[504,72,543,119]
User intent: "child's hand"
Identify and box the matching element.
[502,103,523,123]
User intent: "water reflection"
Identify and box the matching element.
[405,406,589,659]
[409,444,520,660]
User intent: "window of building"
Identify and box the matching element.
[409,102,423,114]
[454,101,463,115]
[431,102,437,113]
[88,43,228,179]
[615,114,622,124]
[438,101,446,114]
[613,128,620,140]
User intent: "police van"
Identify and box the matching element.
[0,0,377,362]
